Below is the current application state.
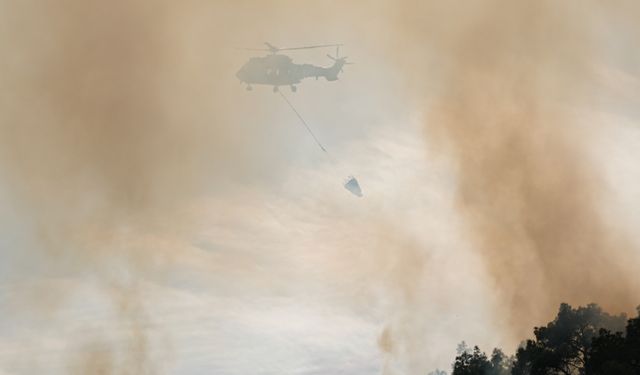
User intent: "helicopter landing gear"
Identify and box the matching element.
[290,85,297,93]
[246,85,253,91]
[273,86,279,93]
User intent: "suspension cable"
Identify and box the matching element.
[279,90,328,154]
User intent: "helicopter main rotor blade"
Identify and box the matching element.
[277,43,343,51]
[238,43,344,54]
[238,48,271,51]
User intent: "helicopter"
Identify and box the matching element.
[236,42,351,92]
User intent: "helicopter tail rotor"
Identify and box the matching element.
[327,54,351,62]
[327,45,353,72]
[326,45,342,61]
[327,56,350,72]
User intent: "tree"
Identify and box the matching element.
[488,348,513,375]
[585,307,640,375]
[458,341,471,355]
[452,346,513,375]
[512,303,627,375]
[451,304,637,375]
[453,346,491,375]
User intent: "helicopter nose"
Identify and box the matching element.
[235,69,246,81]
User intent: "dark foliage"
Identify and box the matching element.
[585,310,640,375]
[452,346,512,375]
[512,303,627,375]
[451,303,639,375]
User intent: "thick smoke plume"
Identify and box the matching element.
[1,1,639,373]
[392,0,640,338]
[0,1,291,371]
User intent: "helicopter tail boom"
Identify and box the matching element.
[323,57,350,81]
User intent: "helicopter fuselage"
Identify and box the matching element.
[236,54,345,91]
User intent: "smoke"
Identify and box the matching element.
[389,0,640,339]
[0,1,277,227]
[1,1,639,373]
[357,1,640,369]
[0,1,297,372]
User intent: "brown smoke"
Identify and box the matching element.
[0,1,296,372]
[0,1,274,230]
[2,1,639,372]
[391,0,640,339]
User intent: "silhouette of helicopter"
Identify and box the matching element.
[236,42,351,92]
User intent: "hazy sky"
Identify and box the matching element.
[1,1,639,374]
